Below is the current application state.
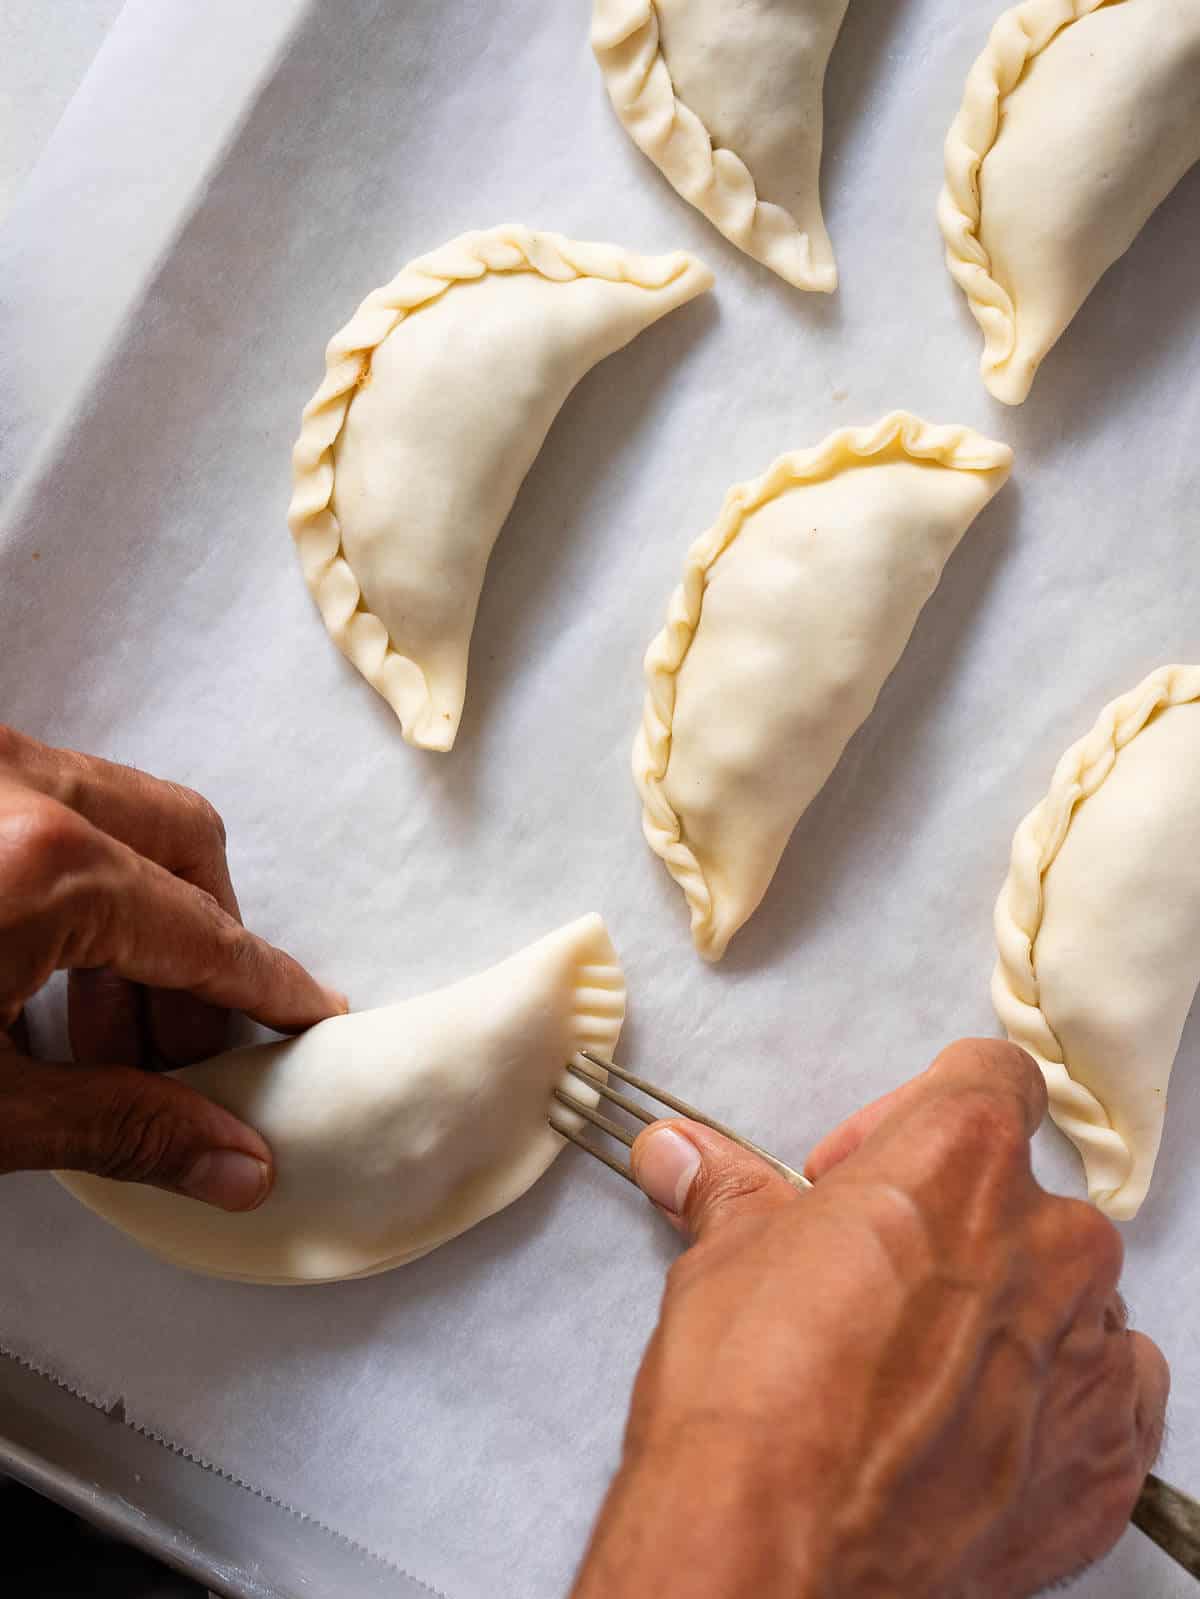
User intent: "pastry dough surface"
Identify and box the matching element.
[58,916,625,1283]
[635,414,1013,960]
[993,668,1200,1219]
[289,227,712,749]
[941,0,1200,404]
[592,0,848,290]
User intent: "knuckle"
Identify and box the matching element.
[933,1037,1046,1120]
[1059,1197,1124,1284]
[940,1088,1030,1175]
[192,902,262,995]
[0,724,26,768]
[1134,1329,1170,1392]
[93,1079,184,1183]
[217,915,260,976]
[0,796,95,899]
[176,785,227,852]
[700,1160,779,1213]
[1092,1465,1146,1540]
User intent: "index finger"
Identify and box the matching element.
[0,726,240,917]
[805,1038,1047,1183]
[3,800,344,1034]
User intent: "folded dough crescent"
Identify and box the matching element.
[288,226,712,749]
[58,916,625,1283]
[993,668,1200,1221]
[940,0,1200,404]
[634,414,1013,960]
[592,0,849,291]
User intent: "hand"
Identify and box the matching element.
[0,726,346,1210]
[573,1040,1169,1599]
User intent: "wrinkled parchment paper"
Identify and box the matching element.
[2,1,1198,1594]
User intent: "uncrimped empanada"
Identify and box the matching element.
[592,0,849,291]
[993,668,1200,1221]
[58,916,625,1283]
[941,0,1200,405]
[635,414,1013,960]
[289,227,712,749]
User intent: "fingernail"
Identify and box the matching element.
[635,1126,701,1214]
[179,1151,271,1212]
[325,988,350,1016]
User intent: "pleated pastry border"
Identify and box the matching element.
[938,0,1108,402]
[591,0,839,291]
[634,411,1014,961]
[288,224,708,749]
[991,664,1200,1211]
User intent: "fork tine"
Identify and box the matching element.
[557,1123,638,1186]
[566,1060,656,1125]
[553,1087,637,1149]
[579,1050,811,1191]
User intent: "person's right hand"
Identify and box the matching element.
[0,726,346,1211]
[574,1039,1170,1599]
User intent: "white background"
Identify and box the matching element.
[1,3,1198,1596]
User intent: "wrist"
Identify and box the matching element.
[574,1421,825,1599]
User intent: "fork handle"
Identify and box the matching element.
[1132,1473,1200,1578]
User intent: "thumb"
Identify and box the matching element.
[0,1052,273,1211]
[631,1118,799,1241]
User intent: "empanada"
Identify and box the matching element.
[58,916,625,1283]
[289,227,712,749]
[592,0,849,291]
[941,0,1200,405]
[993,668,1200,1220]
[635,414,1013,960]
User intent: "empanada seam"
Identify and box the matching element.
[938,0,1109,398]
[591,0,838,292]
[635,412,1014,960]
[288,224,708,748]
[991,664,1200,1208]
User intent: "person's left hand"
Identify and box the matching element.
[0,726,346,1210]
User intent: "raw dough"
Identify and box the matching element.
[288,227,712,748]
[592,0,849,291]
[634,413,1013,960]
[941,0,1200,404]
[993,667,1200,1220]
[58,916,625,1283]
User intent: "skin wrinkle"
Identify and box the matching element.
[0,742,244,1066]
[841,1287,1021,1589]
[574,1044,1169,1599]
[0,728,341,1205]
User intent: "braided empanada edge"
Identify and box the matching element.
[991,664,1200,1213]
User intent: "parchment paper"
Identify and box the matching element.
[2,2,1198,1595]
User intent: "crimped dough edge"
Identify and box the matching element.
[592,0,838,292]
[272,916,627,1285]
[991,665,1200,1217]
[287,224,710,750]
[938,0,1109,404]
[633,412,1015,962]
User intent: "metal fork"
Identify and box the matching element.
[553,1049,810,1191]
[553,1050,1200,1583]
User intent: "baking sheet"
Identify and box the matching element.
[1,1,1198,1595]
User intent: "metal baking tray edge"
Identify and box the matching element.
[0,1347,441,1599]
